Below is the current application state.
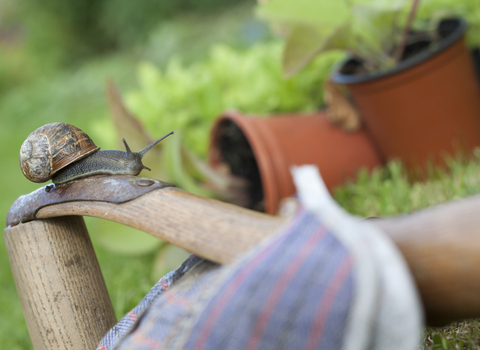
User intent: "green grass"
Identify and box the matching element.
[335,153,480,217]
[423,321,480,349]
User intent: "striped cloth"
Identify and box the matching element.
[98,165,422,350]
[97,256,204,350]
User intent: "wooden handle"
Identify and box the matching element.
[36,187,287,264]
[4,216,116,350]
[374,195,480,325]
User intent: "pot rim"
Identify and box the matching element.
[331,18,467,85]
[208,110,279,214]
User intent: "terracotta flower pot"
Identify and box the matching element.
[209,110,382,215]
[331,18,480,173]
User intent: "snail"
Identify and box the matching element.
[20,122,173,185]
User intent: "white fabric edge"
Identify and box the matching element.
[291,165,423,350]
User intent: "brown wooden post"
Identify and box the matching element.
[4,216,116,350]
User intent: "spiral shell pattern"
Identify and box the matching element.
[20,123,100,183]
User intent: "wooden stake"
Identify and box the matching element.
[4,216,116,350]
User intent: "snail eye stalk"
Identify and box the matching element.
[138,131,174,159]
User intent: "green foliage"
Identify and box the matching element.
[92,238,160,320]
[334,151,480,217]
[257,0,408,76]
[15,0,254,70]
[422,320,480,349]
[101,0,254,48]
[416,0,480,47]
[256,0,351,27]
[257,0,480,76]
[18,0,110,69]
[125,42,341,158]
[117,42,340,200]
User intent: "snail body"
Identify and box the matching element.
[20,123,173,185]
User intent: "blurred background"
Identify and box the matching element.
[0,1,270,347]
[2,0,480,348]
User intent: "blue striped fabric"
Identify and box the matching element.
[97,256,204,350]
[181,209,353,350]
[113,207,355,350]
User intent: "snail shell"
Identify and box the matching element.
[20,123,100,183]
[20,122,173,185]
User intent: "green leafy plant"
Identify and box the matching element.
[256,0,480,77]
[120,42,341,197]
[416,0,480,47]
[126,42,338,157]
[256,0,413,76]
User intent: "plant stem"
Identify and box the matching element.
[394,0,421,63]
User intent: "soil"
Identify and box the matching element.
[341,18,461,76]
[215,119,264,212]
[471,48,480,84]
